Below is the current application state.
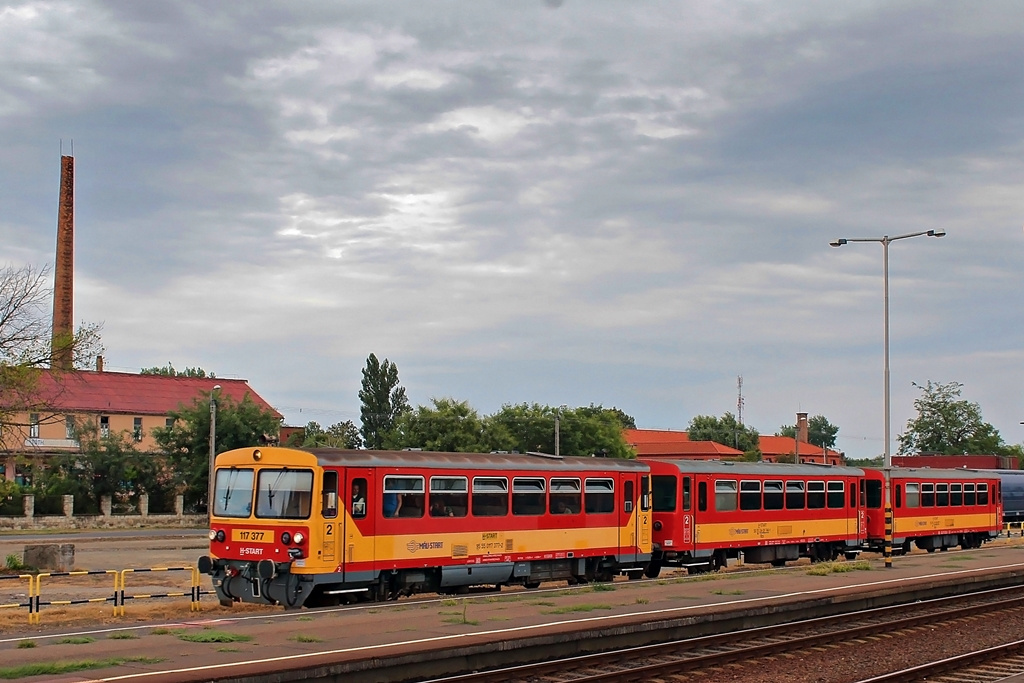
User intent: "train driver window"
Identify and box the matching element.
[715,480,737,512]
[865,479,882,509]
[322,470,339,519]
[764,480,783,510]
[349,477,366,518]
[827,481,844,509]
[383,476,424,518]
[951,483,963,506]
[550,478,581,515]
[652,476,677,512]
[431,476,468,517]
[905,482,920,508]
[739,481,760,511]
[964,483,976,505]
[512,477,545,516]
[786,481,805,510]
[585,478,614,514]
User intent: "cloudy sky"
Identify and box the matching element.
[2,1,1022,459]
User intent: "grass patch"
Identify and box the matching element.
[108,632,139,640]
[805,560,872,576]
[635,596,649,605]
[4,554,26,572]
[591,583,616,592]
[440,599,458,607]
[174,630,253,644]
[57,636,96,644]
[441,616,479,625]
[296,616,314,622]
[528,600,556,606]
[289,634,323,643]
[217,647,241,653]
[151,627,173,635]
[0,657,163,679]
[711,589,744,596]
[542,603,613,614]
[15,641,35,649]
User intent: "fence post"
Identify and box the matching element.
[139,493,149,518]
[175,495,184,518]
[62,495,74,518]
[23,494,34,520]
[100,496,112,518]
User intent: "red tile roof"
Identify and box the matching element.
[623,429,690,445]
[636,441,744,458]
[26,370,281,418]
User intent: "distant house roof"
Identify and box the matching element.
[623,429,690,445]
[25,370,281,419]
[759,435,841,463]
[624,429,742,460]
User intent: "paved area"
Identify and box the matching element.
[0,536,1020,682]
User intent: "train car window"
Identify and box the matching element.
[921,483,935,507]
[849,482,857,508]
[550,478,582,515]
[698,481,707,512]
[978,483,989,506]
[936,483,949,507]
[383,476,424,518]
[964,483,976,505]
[951,483,963,506]
[472,477,509,517]
[255,469,314,519]
[905,482,920,508]
[512,477,546,516]
[624,480,634,513]
[652,475,677,512]
[214,467,254,518]
[349,476,366,518]
[895,484,902,508]
[866,480,882,508]
[322,470,339,519]
[430,476,468,517]
[785,481,805,510]
[807,481,825,509]
[764,480,783,510]
[827,481,845,508]
[739,480,761,511]
[585,478,615,514]
[641,475,651,511]
[715,480,737,512]
[683,477,692,511]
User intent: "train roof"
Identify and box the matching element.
[222,447,649,473]
[643,459,865,477]
[887,467,1001,480]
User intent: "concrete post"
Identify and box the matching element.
[139,493,149,518]
[175,494,184,517]
[23,494,34,520]
[100,496,112,517]
[62,494,73,518]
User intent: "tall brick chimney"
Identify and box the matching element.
[796,412,809,445]
[51,154,74,371]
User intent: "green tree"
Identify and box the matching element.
[1,263,103,437]
[140,363,215,378]
[688,412,761,458]
[486,403,634,458]
[301,420,362,449]
[777,415,839,449]
[897,381,1018,456]
[388,398,496,452]
[152,390,281,509]
[358,354,410,449]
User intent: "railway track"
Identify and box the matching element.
[854,639,1024,682]
[424,586,1024,683]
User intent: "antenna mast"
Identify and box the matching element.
[737,375,744,426]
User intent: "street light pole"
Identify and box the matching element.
[208,384,221,523]
[830,229,945,567]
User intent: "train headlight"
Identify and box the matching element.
[280,531,291,545]
[208,529,217,541]
[293,532,305,545]
[216,529,226,542]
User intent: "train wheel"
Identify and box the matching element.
[524,581,541,589]
[644,562,662,579]
[845,552,858,561]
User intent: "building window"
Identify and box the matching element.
[100,416,110,438]
[133,417,143,442]
[65,416,76,440]
[29,414,39,439]
[165,417,174,428]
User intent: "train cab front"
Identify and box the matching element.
[198,452,316,609]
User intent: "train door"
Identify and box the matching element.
[343,469,376,582]
[320,469,340,566]
[619,475,638,562]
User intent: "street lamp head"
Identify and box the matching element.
[927,229,946,238]
[829,239,847,247]
[213,384,221,391]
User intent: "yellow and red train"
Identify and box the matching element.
[198,447,1002,608]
